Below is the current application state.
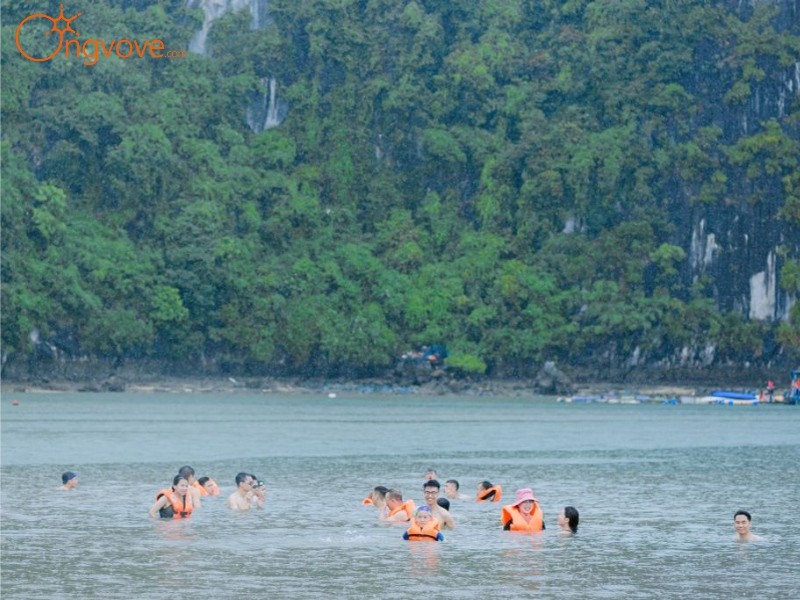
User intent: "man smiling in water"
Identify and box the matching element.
[423,480,456,530]
[733,510,763,542]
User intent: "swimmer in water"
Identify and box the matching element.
[422,480,456,530]
[557,506,579,534]
[363,485,389,509]
[177,465,203,507]
[444,479,469,501]
[197,476,220,496]
[60,471,78,490]
[227,472,265,511]
[733,510,763,542]
[403,506,444,542]
[476,480,502,502]
[423,468,438,481]
[150,475,193,519]
[380,489,415,523]
[502,488,545,533]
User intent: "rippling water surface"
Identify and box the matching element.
[2,392,798,599]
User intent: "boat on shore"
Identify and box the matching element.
[558,394,676,405]
[711,390,758,401]
[560,391,761,406]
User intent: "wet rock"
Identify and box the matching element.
[394,357,434,385]
[101,376,126,392]
[534,361,575,395]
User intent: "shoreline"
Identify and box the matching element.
[0,375,737,399]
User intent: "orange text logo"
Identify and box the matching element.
[15,4,186,66]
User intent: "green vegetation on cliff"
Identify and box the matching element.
[1,0,798,376]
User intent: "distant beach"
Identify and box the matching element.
[0,374,721,400]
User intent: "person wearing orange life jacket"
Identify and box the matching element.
[476,480,503,502]
[363,485,389,509]
[501,488,545,533]
[150,475,194,519]
[403,506,444,542]
[197,476,220,496]
[380,489,416,523]
[192,480,209,496]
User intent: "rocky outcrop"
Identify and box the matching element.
[534,361,575,395]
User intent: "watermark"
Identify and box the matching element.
[15,4,187,66]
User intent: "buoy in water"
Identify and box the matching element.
[328,393,337,398]
[12,399,20,406]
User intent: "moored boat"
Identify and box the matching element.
[711,390,758,401]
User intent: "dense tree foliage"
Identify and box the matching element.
[2,0,798,376]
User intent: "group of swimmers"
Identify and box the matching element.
[365,469,762,544]
[57,465,264,519]
[362,469,580,542]
[58,466,763,542]
[145,466,267,518]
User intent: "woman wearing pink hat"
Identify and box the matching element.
[501,488,545,533]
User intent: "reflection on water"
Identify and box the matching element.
[406,542,441,575]
[1,392,799,599]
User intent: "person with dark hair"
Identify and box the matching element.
[60,471,78,490]
[150,475,193,519]
[363,485,389,509]
[380,489,415,523]
[422,480,456,530]
[249,473,266,507]
[444,479,468,501]
[476,480,503,502]
[557,506,579,534]
[227,472,264,511]
[436,497,450,511]
[734,510,762,542]
[177,465,203,506]
[197,476,220,496]
[423,468,438,481]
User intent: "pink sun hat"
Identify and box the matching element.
[512,488,538,506]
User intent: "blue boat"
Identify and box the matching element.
[711,390,758,401]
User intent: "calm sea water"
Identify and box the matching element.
[1,391,798,599]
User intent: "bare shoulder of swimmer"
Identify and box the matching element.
[190,486,203,508]
[227,492,246,510]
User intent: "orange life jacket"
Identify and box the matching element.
[477,485,503,502]
[388,499,416,521]
[362,497,374,505]
[156,488,193,519]
[501,503,544,532]
[192,480,210,496]
[205,478,221,496]
[406,519,442,542]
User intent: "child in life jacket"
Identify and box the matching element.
[403,506,444,542]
